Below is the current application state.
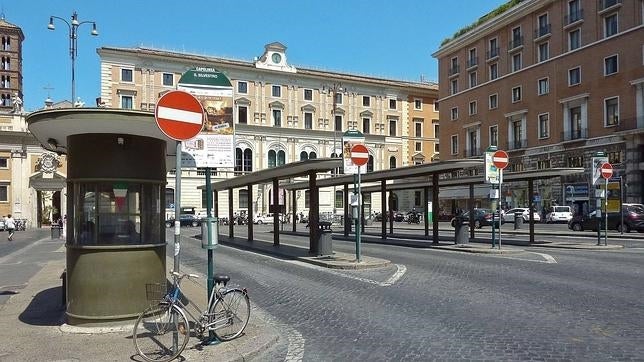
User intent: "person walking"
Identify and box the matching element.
[6,214,15,241]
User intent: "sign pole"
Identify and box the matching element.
[604,177,608,246]
[356,168,362,262]
[174,141,181,273]
[498,169,502,250]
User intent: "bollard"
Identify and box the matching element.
[454,219,469,244]
[318,221,333,256]
[513,212,523,230]
[51,225,61,239]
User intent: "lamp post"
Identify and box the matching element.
[48,11,99,104]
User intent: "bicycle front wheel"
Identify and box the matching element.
[210,289,250,341]
[133,303,190,362]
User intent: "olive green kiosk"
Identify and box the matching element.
[27,108,175,326]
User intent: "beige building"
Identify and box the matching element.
[97,43,439,216]
[433,0,643,213]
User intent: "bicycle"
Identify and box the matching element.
[132,271,250,362]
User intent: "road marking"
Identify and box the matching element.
[283,260,407,287]
[0,237,49,264]
[498,252,557,264]
[382,264,407,286]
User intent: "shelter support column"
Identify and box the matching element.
[292,190,297,233]
[273,178,279,246]
[528,180,535,243]
[469,184,475,239]
[309,172,320,254]
[214,190,219,222]
[432,173,439,245]
[424,186,429,237]
[380,180,386,240]
[361,191,366,233]
[228,189,234,238]
[344,183,350,237]
[248,185,253,242]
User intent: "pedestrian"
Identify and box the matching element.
[61,215,67,239]
[6,214,15,241]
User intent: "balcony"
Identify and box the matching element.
[564,9,584,25]
[507,139,527,150]
[561,128,588,141]
[466,57,478,69]
[509,36,524,50]
[486,47,500,60]
[448,65,460,76]
[598,0,621,11]
[534,24,551,39]
[466,148,482,158]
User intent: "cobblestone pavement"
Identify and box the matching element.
[174,227,644,361]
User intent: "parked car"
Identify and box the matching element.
[501,208,541,223]
[253,213,283,224]
[546,206,573,223]
[450,208,499,229]
[568,205,644,233]
[165,214,202,228]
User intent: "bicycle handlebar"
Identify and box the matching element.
[170,271,200,281]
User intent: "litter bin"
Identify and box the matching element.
[514,212,523,230]
[51,225,61,239]
[318,221,333,256]
[454,219,469,244]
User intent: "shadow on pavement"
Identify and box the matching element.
[18,286,65,326]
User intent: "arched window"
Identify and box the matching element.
[238,189,249,209]
[235,148,243,174]
[243,149,253,171]
[300,151,308,161]
[367,155,374,173]
[165,187,175,209]
[268,150,276,168]
[277,150,286,166]
[335,190,343,209]
[389,156,397,169]
[309,152,316,159]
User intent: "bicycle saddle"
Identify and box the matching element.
[214,275,230,286]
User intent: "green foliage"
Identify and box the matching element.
[440,0,524,47]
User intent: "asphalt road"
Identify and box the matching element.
[172,225,644,361]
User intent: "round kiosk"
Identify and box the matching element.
[27,108,175,326]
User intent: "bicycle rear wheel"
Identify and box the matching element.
[210,289,250,341]
[133,303,190,362]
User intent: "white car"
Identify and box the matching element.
[546,206,573,223]
[253,214,283,224]
[501,208,541,223]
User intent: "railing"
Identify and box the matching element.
[509,36,524,49]
[448,65,460,76]
[466,148,482,158]
[561,128,588,141]
[534,24,551,38]
[614,117,643,132]
[507,139,527,150]
[565,9,584,24]
[486,47,500,60]
[599,0,621,11]
[466,57,478,68]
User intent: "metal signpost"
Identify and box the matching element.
[600,162,613,246]
[592,152,608,245]
[350,144,369,262]
[492,150,509,249]
[154,89,205,351]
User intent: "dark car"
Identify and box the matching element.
[450,208,499,229]
[568,205,644,233]
[165,214,202,228]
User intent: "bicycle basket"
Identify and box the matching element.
[145,283,167,302]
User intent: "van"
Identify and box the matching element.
[546,206,573,223]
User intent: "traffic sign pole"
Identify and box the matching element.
[174,141,181,274]
[356,168,362,262]
[498,169,503,250]
[605,177,608,246]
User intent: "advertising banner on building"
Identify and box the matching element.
[342,130,366,175]
[178,68,234,168]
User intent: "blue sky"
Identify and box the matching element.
[6,0,505,111]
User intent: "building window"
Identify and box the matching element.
[489,94,498,109]
[335,190,343,209]
[389,156,397,169]
[537,160,551,170]
[303,89,313,101]
[489,125,498,147]
[538,78,549,95]
[569,28,581,51]
[334,92,343,105]
[567,155,583,167]
[389,99,397,110]
[512,86,522,103]
[415,142,422,152]
[238,190,249,209]
[451,135,459,155]
[434,143,440,153]
[537,13,550,37]
[538,42,549,62]
[121,68,133,82]
[362,96,370,107]
[604,54,618,75]
[469,71,477,87]
[0,158,6,168]
[605,97,619,126]
[414,98,422,110]
[604,13,618,37]
[268,149,285,168]
[235,148,253,174]
[538,113,550,139]
[304,112,313,130]
[468,48,477,67]
[434,123,439,137]
[567,0,582,23]
[389,119,397,136]
[489,63,498,80]
[414,120,423,137]
[121,95,133,109]
[363,118,370,134]
[367,155,374,172]
[568,67,581,86]
[449,56,459,75]
[238,106,248,124]
[162,73,174,86]
[469,101,477,115]
[510,26,523,49]
[450,107,458,120]
[608,150,623,165]
[450,79,458,94]
[0,185,7,202]
[272,109,282,127]
[237,81,248,94]
[488,37,499,59]
[512,53,522,72]
[300,151,317,161]
[272,85,281,97]
[335,115,342,131]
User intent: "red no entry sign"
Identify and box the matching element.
[350,144,369,166]
[492,150,509,169]
[155,90,205,141]
[600,162,613,179]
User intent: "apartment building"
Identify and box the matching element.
[433,0,644,212]
[97,43,439,216]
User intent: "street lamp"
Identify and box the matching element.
[48,11,99,105]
